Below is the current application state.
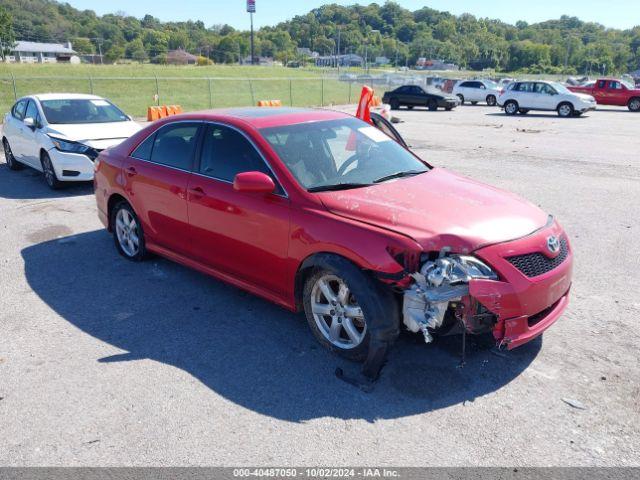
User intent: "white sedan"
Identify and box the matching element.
[452,79,502,106]
[498,81,597,117]
[2,94,141,189]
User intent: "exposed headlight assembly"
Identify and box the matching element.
[420,253,498,287]
[48,136,91,154]
[402,251,498,344]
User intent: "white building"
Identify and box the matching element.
[5,41,80,64]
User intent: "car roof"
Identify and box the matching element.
[32,93,105,101]
[173,107,351,129]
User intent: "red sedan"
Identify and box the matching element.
[94,107,572,377]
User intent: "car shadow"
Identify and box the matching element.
[22,230,541,422]
[0,160,93,199]
[485,112,589,119]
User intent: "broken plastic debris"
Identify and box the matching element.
[562,398,587,410]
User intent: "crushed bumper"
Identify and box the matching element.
[48,148,95,182]
[470,220,573,348]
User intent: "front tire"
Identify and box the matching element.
[628,98,640,112]
[302,256,399,362]
[486,94,497,106]
[40,152,63,189]
[111,201,148,262]
[504,100,519,115]
[3,139,22,171]
[557,102,574,118]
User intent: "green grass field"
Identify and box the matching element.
[0,64,389,117]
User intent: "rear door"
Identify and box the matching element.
[517,82,536,109]
[186,123,290,295]
[5,99,29,162]
[123,121,202,256]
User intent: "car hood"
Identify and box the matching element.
[44,121,142,149]
[317,168,549,253]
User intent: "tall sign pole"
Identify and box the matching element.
[247,0,256,65]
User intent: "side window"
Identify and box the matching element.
[131,133,156,160]
[199,124,281,192]
[478,82,486,89]
[149,122,200,170]
[597,80,607,89]
[24,100,39,122]
[12,100,28,120]
[609,81,621,89]
[459,81,471,88]
[396,86,409,93]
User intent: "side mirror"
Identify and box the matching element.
[23,117,36,129]
[233,171,275,194]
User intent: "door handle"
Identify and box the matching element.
[188,186,205,198]
[126,166,137,176]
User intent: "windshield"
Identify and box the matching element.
[260,117,428,191]
[621,80,634,89]
[41,99,129,124]
[551,82,571,94]
[484,80,499,89]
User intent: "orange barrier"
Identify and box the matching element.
[147,105,184,121]
[257,99,282,107]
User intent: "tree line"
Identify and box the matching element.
[1,0,639,74]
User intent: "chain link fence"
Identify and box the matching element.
[0,75,405,118]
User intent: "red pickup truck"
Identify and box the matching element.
[568,78,640,111]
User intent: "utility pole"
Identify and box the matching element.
[247,0,256,65]
[336,26,341,72]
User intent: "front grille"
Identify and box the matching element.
[506,237,569,278]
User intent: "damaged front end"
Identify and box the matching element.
[402,249,498,343]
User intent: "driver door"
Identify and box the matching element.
[20,100,44,166]
[370,113,408,148]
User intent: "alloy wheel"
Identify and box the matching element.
[310,274,366,350]
[505,102,518,115]
[558,104,573,117]
[629,99,640,112]
[115,208,140,257]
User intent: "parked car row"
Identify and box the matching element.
[383,76,639,117]
[2,94,573,382]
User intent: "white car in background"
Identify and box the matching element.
[452,79,501,106]
[498,80,597,117]
[2,94,141,189]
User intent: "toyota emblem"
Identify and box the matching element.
[547,236,561,254]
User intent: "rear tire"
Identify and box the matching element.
[504,100,519,115]
[302,255,399,362]
[3,138,22,171]
[110,201,149,262]
[557,102,574,118]
[628,97,640,112]
[486,94,497,106]
[40,152,63,189]
[390,98,400,110]
[427,99,438,111]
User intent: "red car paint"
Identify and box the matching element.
[94,108,572,349]
[568,78,640,109]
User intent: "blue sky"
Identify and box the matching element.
[65,0,639,30]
